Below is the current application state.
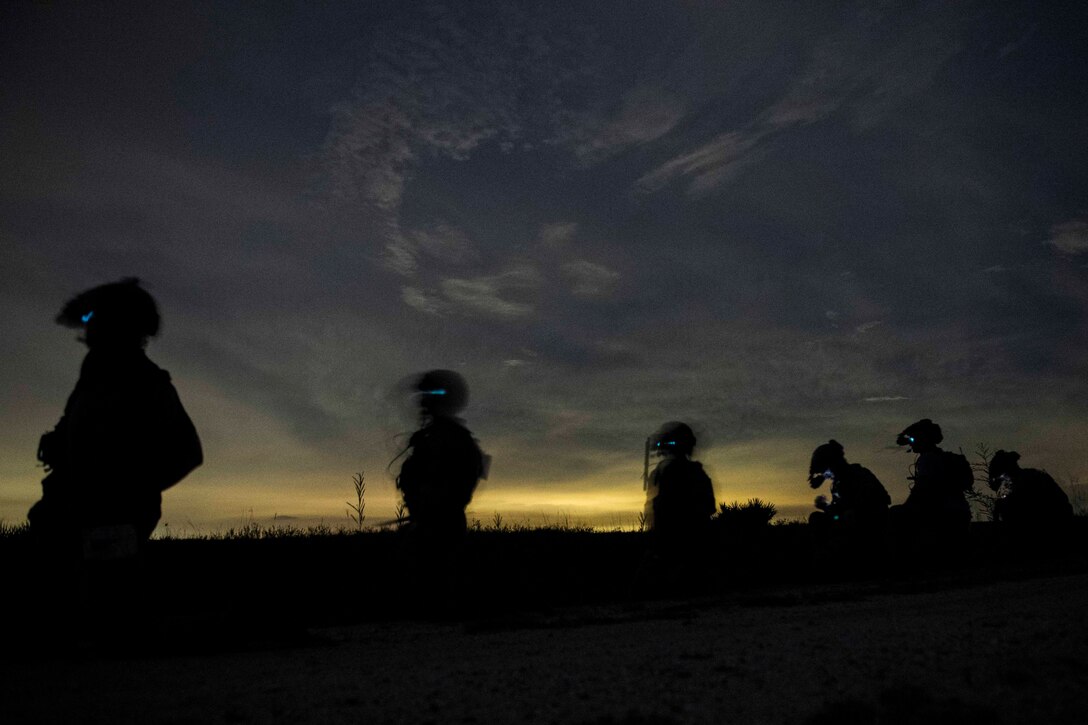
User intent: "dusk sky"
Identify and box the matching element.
[3,1,1087,532]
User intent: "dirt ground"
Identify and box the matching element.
[5,572,1087,724]
[2,570,1088,722]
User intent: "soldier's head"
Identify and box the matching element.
[896,418,942,453]
[414,369,469,418]
[651,421,696,458]
[56,278,160,350]
[988,449,1021,491]
[809,439,846,489]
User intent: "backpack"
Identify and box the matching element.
[944,451,974,492]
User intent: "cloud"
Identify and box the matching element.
[322,98,417,211]
[538,222,579,248]
[384,222,481,278]
[561,260,621,298]
[636,131,764,195]
[1046,219,1088,255]
[574,86,687,162]
[402,286,448,315]
[410,223,479,264]
[319,5,599,214]
[855,320,885,334]
[384,231,418,276]
[636,5,963,196]
[440,266,541,318]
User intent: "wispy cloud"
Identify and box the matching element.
[573,86,687,162]
[1046,219,1088,255]
[637,5,962,196]
[636,131,764,194]
[561,260,621,299]
[440,266,541,318]
[538,222,579,248]
[855,320,885,335]
[402,286,448,315]
[319,5,597,214]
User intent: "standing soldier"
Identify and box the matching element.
[29,278,203,559]
[396,370,486,544]
[643,421,716,558]
[27,278,202,649]
[395,370,486,612]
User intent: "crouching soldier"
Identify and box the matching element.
[889,419,972,556]
[807,439,890,537]
[644,421,716,561]
[988,450,1073,530]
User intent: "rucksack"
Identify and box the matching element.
[944,451,975,492]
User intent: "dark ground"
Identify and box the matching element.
[3,522,1087,723]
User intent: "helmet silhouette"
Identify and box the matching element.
[651,421,696,456]
[56,277,160,346]
[808,439,846,488]
[896,418,943,449]
[988,449,1021,486]
[414,369,469,416]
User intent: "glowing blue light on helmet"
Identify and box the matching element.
[424,388,447,395]
[81,311,94,324]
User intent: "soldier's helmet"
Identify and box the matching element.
[56,277,160,347]
[415,369,469,416]
[896,418,943,450]
[652,421,696,456]
[988,449,1021,491]
[809,439,845,488]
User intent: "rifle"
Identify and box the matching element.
[372,516,412,529]
[643,436,651,491]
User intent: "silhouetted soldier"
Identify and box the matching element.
[643,421,716,559]
[396,370,486,543]
[889,419,972,552]
[807,440,890,532]
[988,450,1073,529]
[29,278,203,559]
[395,370,486,614]
[26,278,201,649]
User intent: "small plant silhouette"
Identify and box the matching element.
[346,471,366,532]
[393,501,407,528]
[964,444,1000,521]
[717,498,777,529]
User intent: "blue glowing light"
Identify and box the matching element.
[424,388,447,395]
[81,311,94,324]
